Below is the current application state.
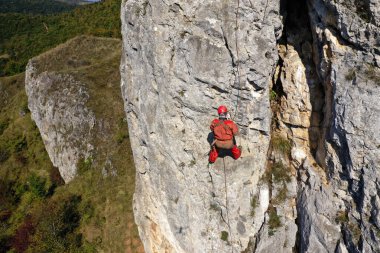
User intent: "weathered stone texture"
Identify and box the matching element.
[121,0,283,252]
[25,68,95,182]
[121,0,380,252]
[305,0,380,252]
[25,36,122,183]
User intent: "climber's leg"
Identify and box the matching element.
[231,145,241,160]
[209,147,219,163]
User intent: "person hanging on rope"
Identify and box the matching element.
[209,105,241,163]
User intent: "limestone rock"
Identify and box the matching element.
[121,0,380,252]
[25,36,122,183]
[307,0,380,251]
[120,0,283,252]
[26,65,95,182]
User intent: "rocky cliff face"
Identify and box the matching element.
[25,36,121,183]
[121,0,379,252]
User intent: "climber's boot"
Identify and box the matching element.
[209,147,218,163]
[231,145,241,160]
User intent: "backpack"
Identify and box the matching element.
[213,120,234,141]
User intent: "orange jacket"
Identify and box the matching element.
[210,119,238,141]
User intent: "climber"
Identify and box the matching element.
[209,105,241,163]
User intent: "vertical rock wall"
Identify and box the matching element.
[121,0,380,252]
[120,0,283,252]
[305,0,380,252]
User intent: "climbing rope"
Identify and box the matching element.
[223,158,234,253]
[232,0,241,121]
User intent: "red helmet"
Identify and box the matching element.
[217,105,228,115]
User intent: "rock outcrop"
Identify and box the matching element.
[25,36,121,183]
[121,0,379,252]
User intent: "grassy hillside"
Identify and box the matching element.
[0,0,75,14]
[0,0,121,76]
[0,36,143,252]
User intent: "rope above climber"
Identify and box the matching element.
[209,105,241,163]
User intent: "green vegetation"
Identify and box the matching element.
[189,159,196,167]
[335,210,349,223]
[345,68,356,81]
[272,134,292,156]
[114,119,129,144]
[0,74,72,252]
[77,156,93,176]
[0,1,145,251]
[348,222,361,244]
[250,194,259,217]
[272,183,288,205]
[210,203,220,212]
[270,89,278,101]
[364,64,380,84]
[221,231,229,241]
[268,206,281,236]
[263,161,291,185]
[0,36,143,252]
[0,0,121,76]
[0,0,75,15]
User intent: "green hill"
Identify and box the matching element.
[0,0,75,15]
[0,36,143,252]
[0,0,121,76]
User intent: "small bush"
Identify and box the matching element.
[77,157,93,175]
[335,210,348,223]
[20,101,30,114]
[14,153,28,166]
[270,90,278,101]
[178,90,185,97]
[272,183,288,205]
[250,194,259,216]
[271,162,291,183]
[345,69,356,81]
[11,216,35,252]
[49,166,65,187]
[271,162,291,184]
[189,160,196,167]
[348,222,361,244]
[220,231,229,241]
[114,131,128,144]
[210,203,220,212]
[28,194,83,252]
[0,146,9,163]
[0,119,9,136]
[80,201,94,224]
[364,64,380,83]
[28,174,48,198]
[268,207,281,235]
[12,135,27,153]
[272,134,291,156]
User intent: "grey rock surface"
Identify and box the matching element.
[25,67,95,182]
[307,0,380,252]
[120,0,282,252]
[121,0,380,252]
[25,36,122,183]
